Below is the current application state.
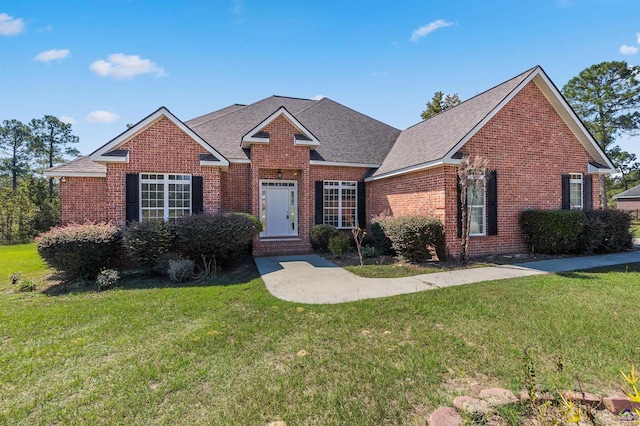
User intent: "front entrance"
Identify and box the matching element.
[260,180,298,237]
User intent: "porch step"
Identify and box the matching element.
[253,238,312,257]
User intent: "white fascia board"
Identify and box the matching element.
[96,152,129,163]
[365,158,459,182]
[240,137,269,149]
[90,107,230,167]
[44,171,106,178]
[310,160,380,168]
[588,163,613,175]
[229,158,252,164]
[443,69,540,162]
[533,72,615,171]
[241,107,320,148]
[199,160,228,170]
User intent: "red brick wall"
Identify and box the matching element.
[369,80,603,259]
[60,116,224,225]
[59,177,107,224]
[222,162,251,213]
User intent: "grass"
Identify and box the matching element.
[1,244,640,424]
[632,222,640,238]
[344,263,449,278]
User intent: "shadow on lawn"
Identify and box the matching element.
[42,260,261,296]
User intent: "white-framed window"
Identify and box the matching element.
[569,173,583,210]
[467,178,486,236]
[140,173,191,222]
[323,181,357,229]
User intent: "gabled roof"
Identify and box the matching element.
[370,66,615,180]
[186,96,401,164]
[90,107,229,168]
[240,106,320,149]
[44,155,107,177]
[614,184,640,199]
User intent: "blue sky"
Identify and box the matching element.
[1,0,639,157]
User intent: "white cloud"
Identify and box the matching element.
[86,110,119,123]
[620,44,638,55]
[89,53,166,79]
[37,24,53,33]
[312,94,325,100]
[410,19,453,42]
[60,115,76,125]
[0,13,26,36]
[34,49,70,62]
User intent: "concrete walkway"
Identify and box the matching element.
[254,250,640,304]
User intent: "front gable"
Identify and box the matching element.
[90,107,229,169]
[241,107,319,149]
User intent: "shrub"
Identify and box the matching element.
[36,222,122,280]
[122,220,176,270]
[168,258,195,283]
[328,232,350,258]
[96,269,119,291]
[520,210,584,254]
[519,209,632,255]
[582,209,633,253]
[360,245,377,258]
[310,224,339,252]
[370,221,394,256]
[18,279,36,292]
[174,213,260,271]
[376,216,444,263]
[233,212,263,233]
[152,252,181,276]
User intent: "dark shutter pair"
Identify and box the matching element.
[456,171,498,237]
[125,174,204,223]
[314,181,366,228]
[561,174,592,211]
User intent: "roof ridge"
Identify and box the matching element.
[271,94,314,101]
[188,104,246,123]
[402,65,540,132]
[187,103,250,128]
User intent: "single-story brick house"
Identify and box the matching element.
[45,66,614,258]
[614,184,640,219]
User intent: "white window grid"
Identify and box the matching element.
[569,173,583,210]
[467,178,486,236]
[140,173,191,222]
[323,181,357,229]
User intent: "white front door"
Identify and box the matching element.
[260,180,297,237]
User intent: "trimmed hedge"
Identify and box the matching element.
[36,222,122,279]
[122,220,175,270]
[519,210,584,254]
[376,216,445,262]
[520,209,633,254]
[310,224,339,252]
[582,209,633,254]
[174,213,260,270]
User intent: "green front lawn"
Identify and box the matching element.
[1,244,639,424]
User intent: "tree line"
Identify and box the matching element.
[421,61,640,205]
[0,116,79,244]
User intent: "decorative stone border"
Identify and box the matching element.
[428,388,640,426]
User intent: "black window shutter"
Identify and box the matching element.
[487,170,498,235]
[125,173,140,223]
[561,174,570,210]
[583,175,593,211]
[456,175,462,238]
[315,181,324,225]
[192,176,204,214]
[357,181,366,228]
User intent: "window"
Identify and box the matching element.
[323,181,357,228]
[569,173,583,210]
[140,174,191,222]
[467,178,486,236]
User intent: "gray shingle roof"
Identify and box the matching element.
[614,184,640,199]
[186,96,400,164]
[372,67,538,177]
[44,155,107,176]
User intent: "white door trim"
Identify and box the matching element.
[259,179,298,237]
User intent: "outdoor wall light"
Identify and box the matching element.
[276,170,283,179]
